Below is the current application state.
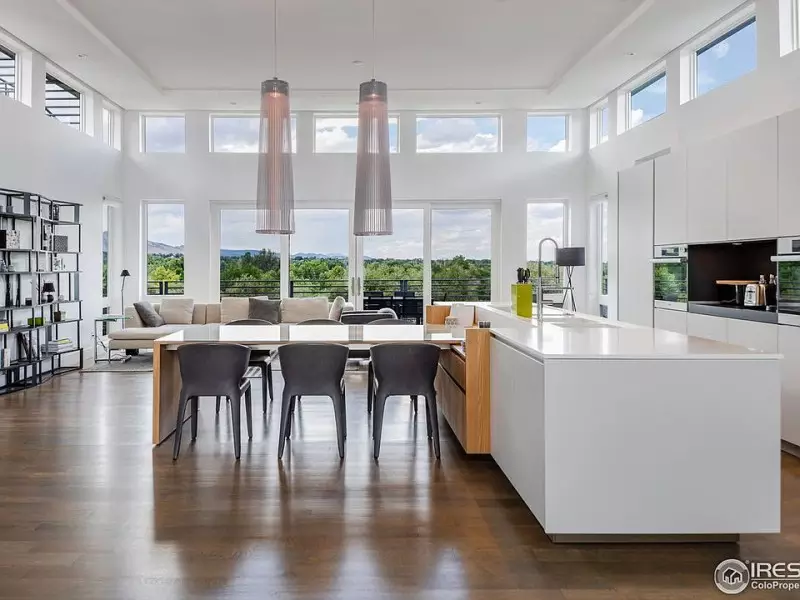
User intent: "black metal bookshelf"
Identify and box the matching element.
[0,188,82,393]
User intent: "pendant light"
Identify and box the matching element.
[256,0,295,234]
[353,0,393,236]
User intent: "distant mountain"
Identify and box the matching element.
[148,241,184,255]
[219,250,347,260]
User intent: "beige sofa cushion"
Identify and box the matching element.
[159,298,195,324]
[206,303,221,324]
[220,298,249,323]
[191,304,208,324]
[281,297,330,323]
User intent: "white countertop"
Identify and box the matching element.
[468,303,781,360]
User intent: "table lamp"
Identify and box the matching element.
[556,247,585,313]
[120,270,130,317]
[41,282,56,304]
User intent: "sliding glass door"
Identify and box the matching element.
[219,208,281,298]
[431,208,492,302]
[289,209,350,301]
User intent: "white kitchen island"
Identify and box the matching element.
[471,304,781,542]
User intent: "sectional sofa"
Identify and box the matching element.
[108,296,353,352]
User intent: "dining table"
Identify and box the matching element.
[151,323,465,445]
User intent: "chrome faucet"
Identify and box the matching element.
[536,237,559,323]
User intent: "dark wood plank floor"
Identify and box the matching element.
[0,370,798,599]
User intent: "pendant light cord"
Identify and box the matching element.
[273,0,278,77]
[371,0,376,79]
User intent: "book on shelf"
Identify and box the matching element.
[0,348,10,368]
[0,321,9,332]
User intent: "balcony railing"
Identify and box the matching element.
[147,281,185,296]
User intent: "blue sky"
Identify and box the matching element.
[526,116,567,152]
[630,73,666,127]
[416,117,499,153]
[697,19,757,96]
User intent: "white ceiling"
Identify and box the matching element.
[0,0,747,110]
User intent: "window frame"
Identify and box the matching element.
[414,114,502,154]
[688,10,757,100]
[141,200,187,298]
[45,72,84,131]
[313,113,400,154]
[209,112,297,154]
[140,113,187,154]
[525,113,569,153]
[590,102,608,148]
[0,43,18,101]
[625,69,666,131]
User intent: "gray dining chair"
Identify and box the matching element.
[297,318,343,325]
[277,343,349,459]
[173,343,253,461]
[363,319,420,414]
[216,318,275,413]
[370,343,442,460]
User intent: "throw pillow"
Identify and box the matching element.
[220,297,249,323]
[248,298,281,324]
[159,298,195,325]
[134,301,165,327]
[280,297,330,323]
[328,296,346,321]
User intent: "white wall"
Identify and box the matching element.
[588,0,800,317]
[122,109,588,305]
[0,53,122,365]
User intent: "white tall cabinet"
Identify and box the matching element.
[618,161,654,328]
[654,150,687,245]
[779,108,800,237]
[687,137,727,243]
[726,119,778,241]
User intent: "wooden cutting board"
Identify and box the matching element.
[716,280,758,285]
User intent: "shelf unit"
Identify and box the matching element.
[0,188,82,393]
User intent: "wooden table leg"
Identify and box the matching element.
[152,342,182,445]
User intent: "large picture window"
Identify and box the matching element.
[431,209,492,301]
[290,210,350,300]
[526,202,566,293]
[145,203,185,296]
[219,209,281,298]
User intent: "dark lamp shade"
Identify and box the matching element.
[556,247,586,267]
[120,269,131,277]
[41,282,56,293]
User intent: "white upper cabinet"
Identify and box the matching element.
[779,108,800,237]
[654,150,687,245]
[687,137,727,243]
[726,118,778,241]
[618,161,654,328]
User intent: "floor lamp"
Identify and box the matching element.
[120,270,130,324]
[556,248,585,313]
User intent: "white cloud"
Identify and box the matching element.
[527,137,567,152]
[315,118,358,153]
[431,209,492,259]
[147,204,185,248]
[630,108,644,127]
[711,40,730,59]
[548,139,567,152]
[526,203,565,262]
[416,117,498,153]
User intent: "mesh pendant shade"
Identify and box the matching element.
[256,78,295,234]
[354,79,393,236]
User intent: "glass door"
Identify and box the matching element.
[358,209,425,321]
[289,209,351,301]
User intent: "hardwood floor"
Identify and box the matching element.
[0,370,798,599]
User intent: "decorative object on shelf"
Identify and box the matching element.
[41,282,55,304]
[52,235,69,253]
[41,228,50,251]
[17,332,30,360]
[0,348,9,368]
[57,294,65,302]
[0,229,20,249]
[255,0,295,235]
[353,0,392,236]
[53,311,64,322]
[516,267,531,284]
[24,297,31,306]
[0,260,6,272]
[51,204,60,222]
[120,269,130,316]
[556,246,586,313]
[14,278,20,307]
[53,256,64,271]
[6,264,14,273]
[0,320,8,332]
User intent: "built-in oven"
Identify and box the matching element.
[772,237,800,326]
[652,244,688,312]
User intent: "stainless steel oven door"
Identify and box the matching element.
[774,252,800,326]
[652,257,688,312]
